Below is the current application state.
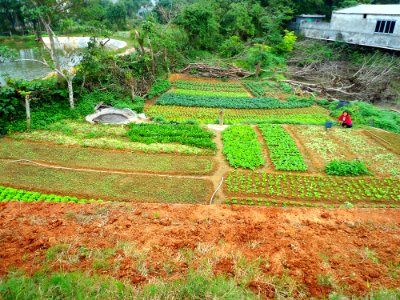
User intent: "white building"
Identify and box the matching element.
[300,4,400,51]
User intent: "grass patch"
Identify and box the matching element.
[0,139,214,175]
[0,36,38,49]
[0,271,134,300]
[0,161,213,204]
[0,270,256,300]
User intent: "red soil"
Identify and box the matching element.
[0,202,399,298]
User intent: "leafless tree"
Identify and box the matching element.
[286,40,400,102]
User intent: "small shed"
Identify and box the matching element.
[290,15,326,30]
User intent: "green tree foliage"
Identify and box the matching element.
[176,0,220,50]
[106,2,128,30]
[221,2,255,39]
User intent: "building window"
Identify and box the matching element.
[363,14,367,19]
[375,20,396,34]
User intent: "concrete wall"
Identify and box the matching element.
[300,14,400,50]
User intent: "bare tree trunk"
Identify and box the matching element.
[67,78,74,109]
[25,95,31,131]
[255,62,261,78]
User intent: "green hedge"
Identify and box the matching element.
[147,79,171,99]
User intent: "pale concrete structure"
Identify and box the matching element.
[299,5,400,50]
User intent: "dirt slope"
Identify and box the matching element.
[0,202,399,298]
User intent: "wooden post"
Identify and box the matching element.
[219,109,224,125]
[25,94,31,131]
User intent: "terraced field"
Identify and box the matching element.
[1,75,400,299]
[1,75,399,208]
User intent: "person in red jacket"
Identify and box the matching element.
[338,111,352,128]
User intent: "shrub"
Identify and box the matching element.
[147,79,171,99]
[78,91,144,114]
[325,160,372,176]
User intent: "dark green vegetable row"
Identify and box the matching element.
[156,93,314,109]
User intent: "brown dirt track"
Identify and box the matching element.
[1,202,399,298]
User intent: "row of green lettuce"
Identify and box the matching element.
[0,186,106,204]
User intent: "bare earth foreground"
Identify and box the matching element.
[1,202,399,298]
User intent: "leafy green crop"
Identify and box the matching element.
[173,80,244,92]
[325,160,372,176]
[156,93,314,109]
[146,105,331,125]
[222,126,264,169]
[172,89,250,98]
[259,124,307,171]
[0,186,104,204]
[243,82,265,97]
[127,124,216,150]
[225,171,400,203]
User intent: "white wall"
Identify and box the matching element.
[300,13,400,50]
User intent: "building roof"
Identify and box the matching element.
[334,4,400,15]
[297,14,326,18]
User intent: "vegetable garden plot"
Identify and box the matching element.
[145,105,331,124]
[225,171,400,204]
[222,126,264,169]
[0,139,215,175]
[172,89,250,98]
[295,126,400,177]
[156,93,314,109]
[363,129,400,155]
[0,161,213,204]
[243,82,268,97]
[259,125,307,171]
[173,80,246,92]
[127,124,216,150]
[0,186,105,204]
[10,120,213,156]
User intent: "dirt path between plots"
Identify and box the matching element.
[240,83,255,98]
[207,130,232,204]
[0,158,213,180]
[0,202,399,299]
[253,126,274,172]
